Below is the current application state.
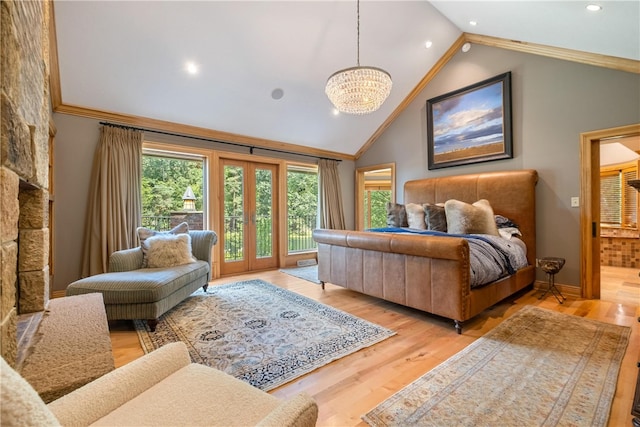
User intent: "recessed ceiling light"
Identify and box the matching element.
[185,62,198,75]
[586,4,602,11]
[461,42,471,53]
[425,40,433,49]
[469,20,477,26]
[271,88,284,100]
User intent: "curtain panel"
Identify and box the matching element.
[318,159,346,230]
[81,126,143,277]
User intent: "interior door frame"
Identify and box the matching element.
[216,152,281,276]
[355,163,396,231]
[580,123,640,299]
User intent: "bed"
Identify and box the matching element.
[312,169,538,333]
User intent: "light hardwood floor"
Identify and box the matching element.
[109,270,639,426]
[601,265,640,307]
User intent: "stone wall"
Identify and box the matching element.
[1,0,51,366]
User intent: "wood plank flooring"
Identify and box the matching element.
[109,270,639,426]
[601,265,640,307]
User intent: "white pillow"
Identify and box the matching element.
[137,222,189,267]
[145,233,196,268]
[405,203,427,229]
[444,199,500,236]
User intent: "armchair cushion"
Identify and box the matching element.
[1,357,60,426]
[48,342,318,427]
[49,342,190,426]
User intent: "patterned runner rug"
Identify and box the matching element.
[135,279,394,391]
[363,305,630,427]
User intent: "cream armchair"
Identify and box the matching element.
[1,342,318,426]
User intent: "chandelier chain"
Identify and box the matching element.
[356,0,360,66]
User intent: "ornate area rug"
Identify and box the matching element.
[279,265,320,284]
[363,305,630,427]
[135,279,394,391]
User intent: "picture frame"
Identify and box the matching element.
[427,72,512,170]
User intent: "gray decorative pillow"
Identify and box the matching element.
[145,233,196,268]
[137,222,189,267]
[444,199,500,236]
[386,202,408,227]
[405,203,427,229]
[424,203,447,232]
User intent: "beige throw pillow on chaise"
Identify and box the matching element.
[145,233,196,268]
[137,222,189,267]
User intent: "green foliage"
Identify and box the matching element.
[365,190,391,229]
[144,157,320,259]
[287,170,318,219]
[141,155,203,216]
[287,169,318,251]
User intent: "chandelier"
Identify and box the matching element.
[325,0,392,115]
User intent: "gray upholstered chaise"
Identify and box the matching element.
[66,230,217,331]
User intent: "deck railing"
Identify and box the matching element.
[142,214,317,261]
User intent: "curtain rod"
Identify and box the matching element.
[99,122,342,162]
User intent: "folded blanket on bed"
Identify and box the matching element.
[367,227,529,288]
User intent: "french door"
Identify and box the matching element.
[220,159,278,275]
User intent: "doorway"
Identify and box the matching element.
[580,123,640,299]
[220,159,279,275]
[355,163,395,231]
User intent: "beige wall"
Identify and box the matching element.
[51,114,355,292]
[357,44,640,289]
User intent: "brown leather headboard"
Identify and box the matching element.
[404,169,538,265]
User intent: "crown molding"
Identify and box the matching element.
[465,33,640,75]
[53,103,355,161]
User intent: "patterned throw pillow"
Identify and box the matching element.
[137,222,189,267]
[145,233,196,268]
[386,202,409,227]
[424,203,447,232]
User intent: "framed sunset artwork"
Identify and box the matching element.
[427,72,513,170]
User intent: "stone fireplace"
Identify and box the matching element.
[1,0,52,366]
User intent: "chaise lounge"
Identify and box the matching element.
[66,230,217,331]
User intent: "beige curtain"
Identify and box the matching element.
[318,159,346,229]
[81,126,143,277]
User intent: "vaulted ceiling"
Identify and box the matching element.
[52,1,640,160]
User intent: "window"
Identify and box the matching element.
[364,188,391,229]
[600,165,637,228]
[142,149,206,231]
[287,164,318,253]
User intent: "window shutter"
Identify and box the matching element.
[600,173,621,225]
